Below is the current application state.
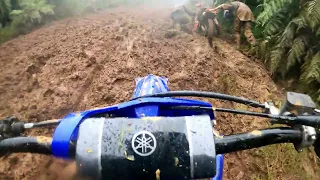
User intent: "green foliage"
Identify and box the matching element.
[257,0,320,105]
[301,52,320,83]
[49,0,90,18]
[0,0,11,27]
[0,26,16,44]
[9,0,55,32]
[257,0,296,26]
[0,0,159,44]
[252,143,320,179]
[308,0,320,25]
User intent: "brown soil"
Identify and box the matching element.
[0,6,303,180]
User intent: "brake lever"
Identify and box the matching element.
[264,101,279,115]
[264,101,319,152]
[0,116,25,140]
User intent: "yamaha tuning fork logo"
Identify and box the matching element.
[132,131,157,156]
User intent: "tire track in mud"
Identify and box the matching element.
[69,56,105,112]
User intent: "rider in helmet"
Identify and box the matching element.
[207,1,257,49]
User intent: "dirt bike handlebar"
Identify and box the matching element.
[0,136,52,155]
[0,90,318,179]
[0,127,305,157]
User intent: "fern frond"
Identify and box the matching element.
[292,15,308,32]
[317,27,320,37]
[300,52,320,84]
[297,6,318,31]
[287,35,310,70]
[257,0,294,26]
[259,40,268,61]
[279,22,296,47]
[307,0,320,26]
[270,48,285,74]
[264,10,288,36]
[304,48,314,62]
[316,89,320,103]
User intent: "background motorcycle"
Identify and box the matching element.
[184,6,220,48]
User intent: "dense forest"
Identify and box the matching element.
[0,0,319,105]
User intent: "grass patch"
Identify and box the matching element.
[251,134,320,180]
[0,26,17,44]
[217,73,237,94]
[164,29,179,39]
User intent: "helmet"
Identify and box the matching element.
[224,10,231,18]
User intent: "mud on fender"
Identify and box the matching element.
[76,115,216,179]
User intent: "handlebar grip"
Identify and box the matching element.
[215,128,302,154]
[0,137,52,155]
[0,136,76,157]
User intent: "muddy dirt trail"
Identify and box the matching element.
[0,6,288,180]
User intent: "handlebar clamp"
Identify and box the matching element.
[0,116,25,140]
[294,125,316,152]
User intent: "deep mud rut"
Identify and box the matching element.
[0,6,286,180]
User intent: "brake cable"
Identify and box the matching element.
[24,119,61,129]
[131,90,265,108]
[167,106,320,127]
